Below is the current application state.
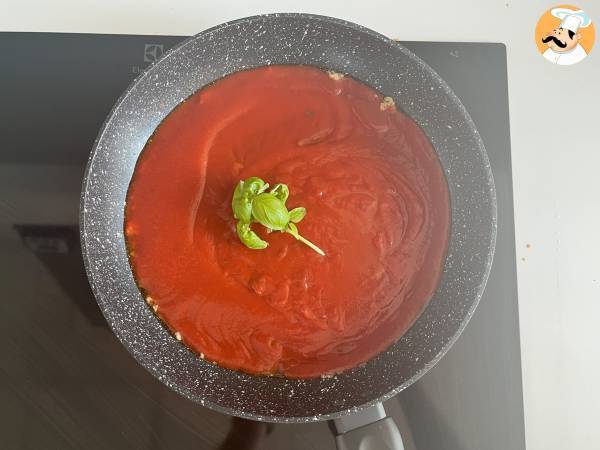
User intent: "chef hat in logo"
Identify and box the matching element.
[551,8,592,33]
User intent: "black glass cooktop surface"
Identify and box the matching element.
[0,33,525,450]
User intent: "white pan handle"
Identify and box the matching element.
[332,403,405,450]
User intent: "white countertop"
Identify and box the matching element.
[3,1,599,448]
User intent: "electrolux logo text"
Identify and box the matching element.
[144,44,164,62]
[132,44,165,74]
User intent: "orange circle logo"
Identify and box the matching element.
[535,5,595,65]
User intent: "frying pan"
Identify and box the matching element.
[80,13,496,450]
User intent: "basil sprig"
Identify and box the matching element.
[231,177,325,256]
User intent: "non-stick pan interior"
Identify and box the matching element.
[80,14,496,422]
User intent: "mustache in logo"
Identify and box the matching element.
[542,35,567,48]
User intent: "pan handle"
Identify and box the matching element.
[331,403,405,450]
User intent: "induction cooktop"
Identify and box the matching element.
[0,33,525,450]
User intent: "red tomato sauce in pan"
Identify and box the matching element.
[125,65,450,378]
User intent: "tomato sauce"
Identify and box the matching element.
[125,65,450,378]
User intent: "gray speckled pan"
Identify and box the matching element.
[80,14,496,423]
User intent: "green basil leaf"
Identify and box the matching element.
[236,221,268,249]
[231,177,324,255]
[233,199,252,223]
[251,193,289,231]
[270,183,289,205]
[288,207,306,223]
[243,177,267,196]
[232,180,244,205]
[231,182,251,222]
